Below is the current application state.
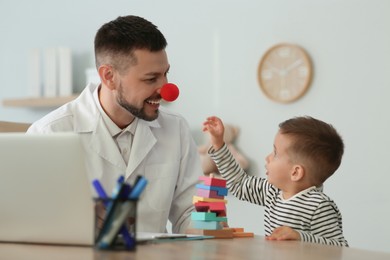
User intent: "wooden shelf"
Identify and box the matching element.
[2,95,79,108]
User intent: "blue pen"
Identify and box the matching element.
[129,176,148,199]
[92,179,108,199]
[92,178,134,249]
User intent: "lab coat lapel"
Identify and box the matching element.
[125,120,157,179]
[72,83,126,172]
[89,118,126,171]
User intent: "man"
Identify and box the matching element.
[27,15,202,234]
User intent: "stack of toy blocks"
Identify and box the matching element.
[186,174,254,238]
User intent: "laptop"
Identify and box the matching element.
[0,133,94,246]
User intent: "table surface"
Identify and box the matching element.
[1,236,389,260]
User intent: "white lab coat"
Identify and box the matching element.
[27,83,202,233]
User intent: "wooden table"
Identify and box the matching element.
[1,236,389,260]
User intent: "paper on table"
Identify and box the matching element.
[136,232,213,243]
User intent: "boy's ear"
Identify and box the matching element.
[98,65,116,90]
[291,164,305,182]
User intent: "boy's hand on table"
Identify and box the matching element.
[266,226,300,241]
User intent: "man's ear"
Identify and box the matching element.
[98,65,116,90]
[291,164,305,182]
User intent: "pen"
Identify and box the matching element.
[92,177,134,249]
[92,179,108,199]
[129,176,148,199]
[98,176,147,249]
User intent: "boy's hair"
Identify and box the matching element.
[279,116,344,185]
[94,15,167,72]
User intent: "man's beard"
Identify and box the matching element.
[117,84,159,121]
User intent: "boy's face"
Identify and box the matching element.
[265,131,295,190]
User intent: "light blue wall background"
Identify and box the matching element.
[1,0,390,253]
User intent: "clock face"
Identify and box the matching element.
[257,43,312,103]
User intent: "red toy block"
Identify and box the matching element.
[195,201,226,216]
[199,176,227,187]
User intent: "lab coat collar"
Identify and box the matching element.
[72,83,101,133]
[90,118,126,169]
[88,118,159,176]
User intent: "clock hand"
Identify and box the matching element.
[285,59,303,72]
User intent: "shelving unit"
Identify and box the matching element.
[2,95,79,108]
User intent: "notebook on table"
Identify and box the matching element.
[0,133,94,246]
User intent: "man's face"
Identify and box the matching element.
[115,49,170,121]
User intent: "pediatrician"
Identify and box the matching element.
[27,15,202,234]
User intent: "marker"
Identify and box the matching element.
[98,176,147,249]
[129,176,148,199]
[92,179,108,199]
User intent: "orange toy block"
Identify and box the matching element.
[230,227,254,238]
[199,175,227,187]
[186,228,234,239]
[233,232,255,238]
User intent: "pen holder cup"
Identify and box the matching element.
[93,198,137,251]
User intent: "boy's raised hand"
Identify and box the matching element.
[202,116,225,151]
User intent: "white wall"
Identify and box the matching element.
[1,0,389,253]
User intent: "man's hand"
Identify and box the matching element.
[266,226,301,241]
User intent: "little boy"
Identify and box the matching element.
[202,116,348,246]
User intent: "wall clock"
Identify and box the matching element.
[257,43,313,103]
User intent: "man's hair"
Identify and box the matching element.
[94,15,167,72]
[279,116,344,185]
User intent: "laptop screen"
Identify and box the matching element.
[0,133,94,246]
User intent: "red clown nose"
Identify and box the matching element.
[160,83,180,102]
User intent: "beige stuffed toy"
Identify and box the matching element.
[198,124,249,176]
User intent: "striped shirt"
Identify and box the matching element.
[210,144,348,247]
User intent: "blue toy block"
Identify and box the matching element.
[195,184,228,196]
[192,220,222,230]
[191,212,227,222]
